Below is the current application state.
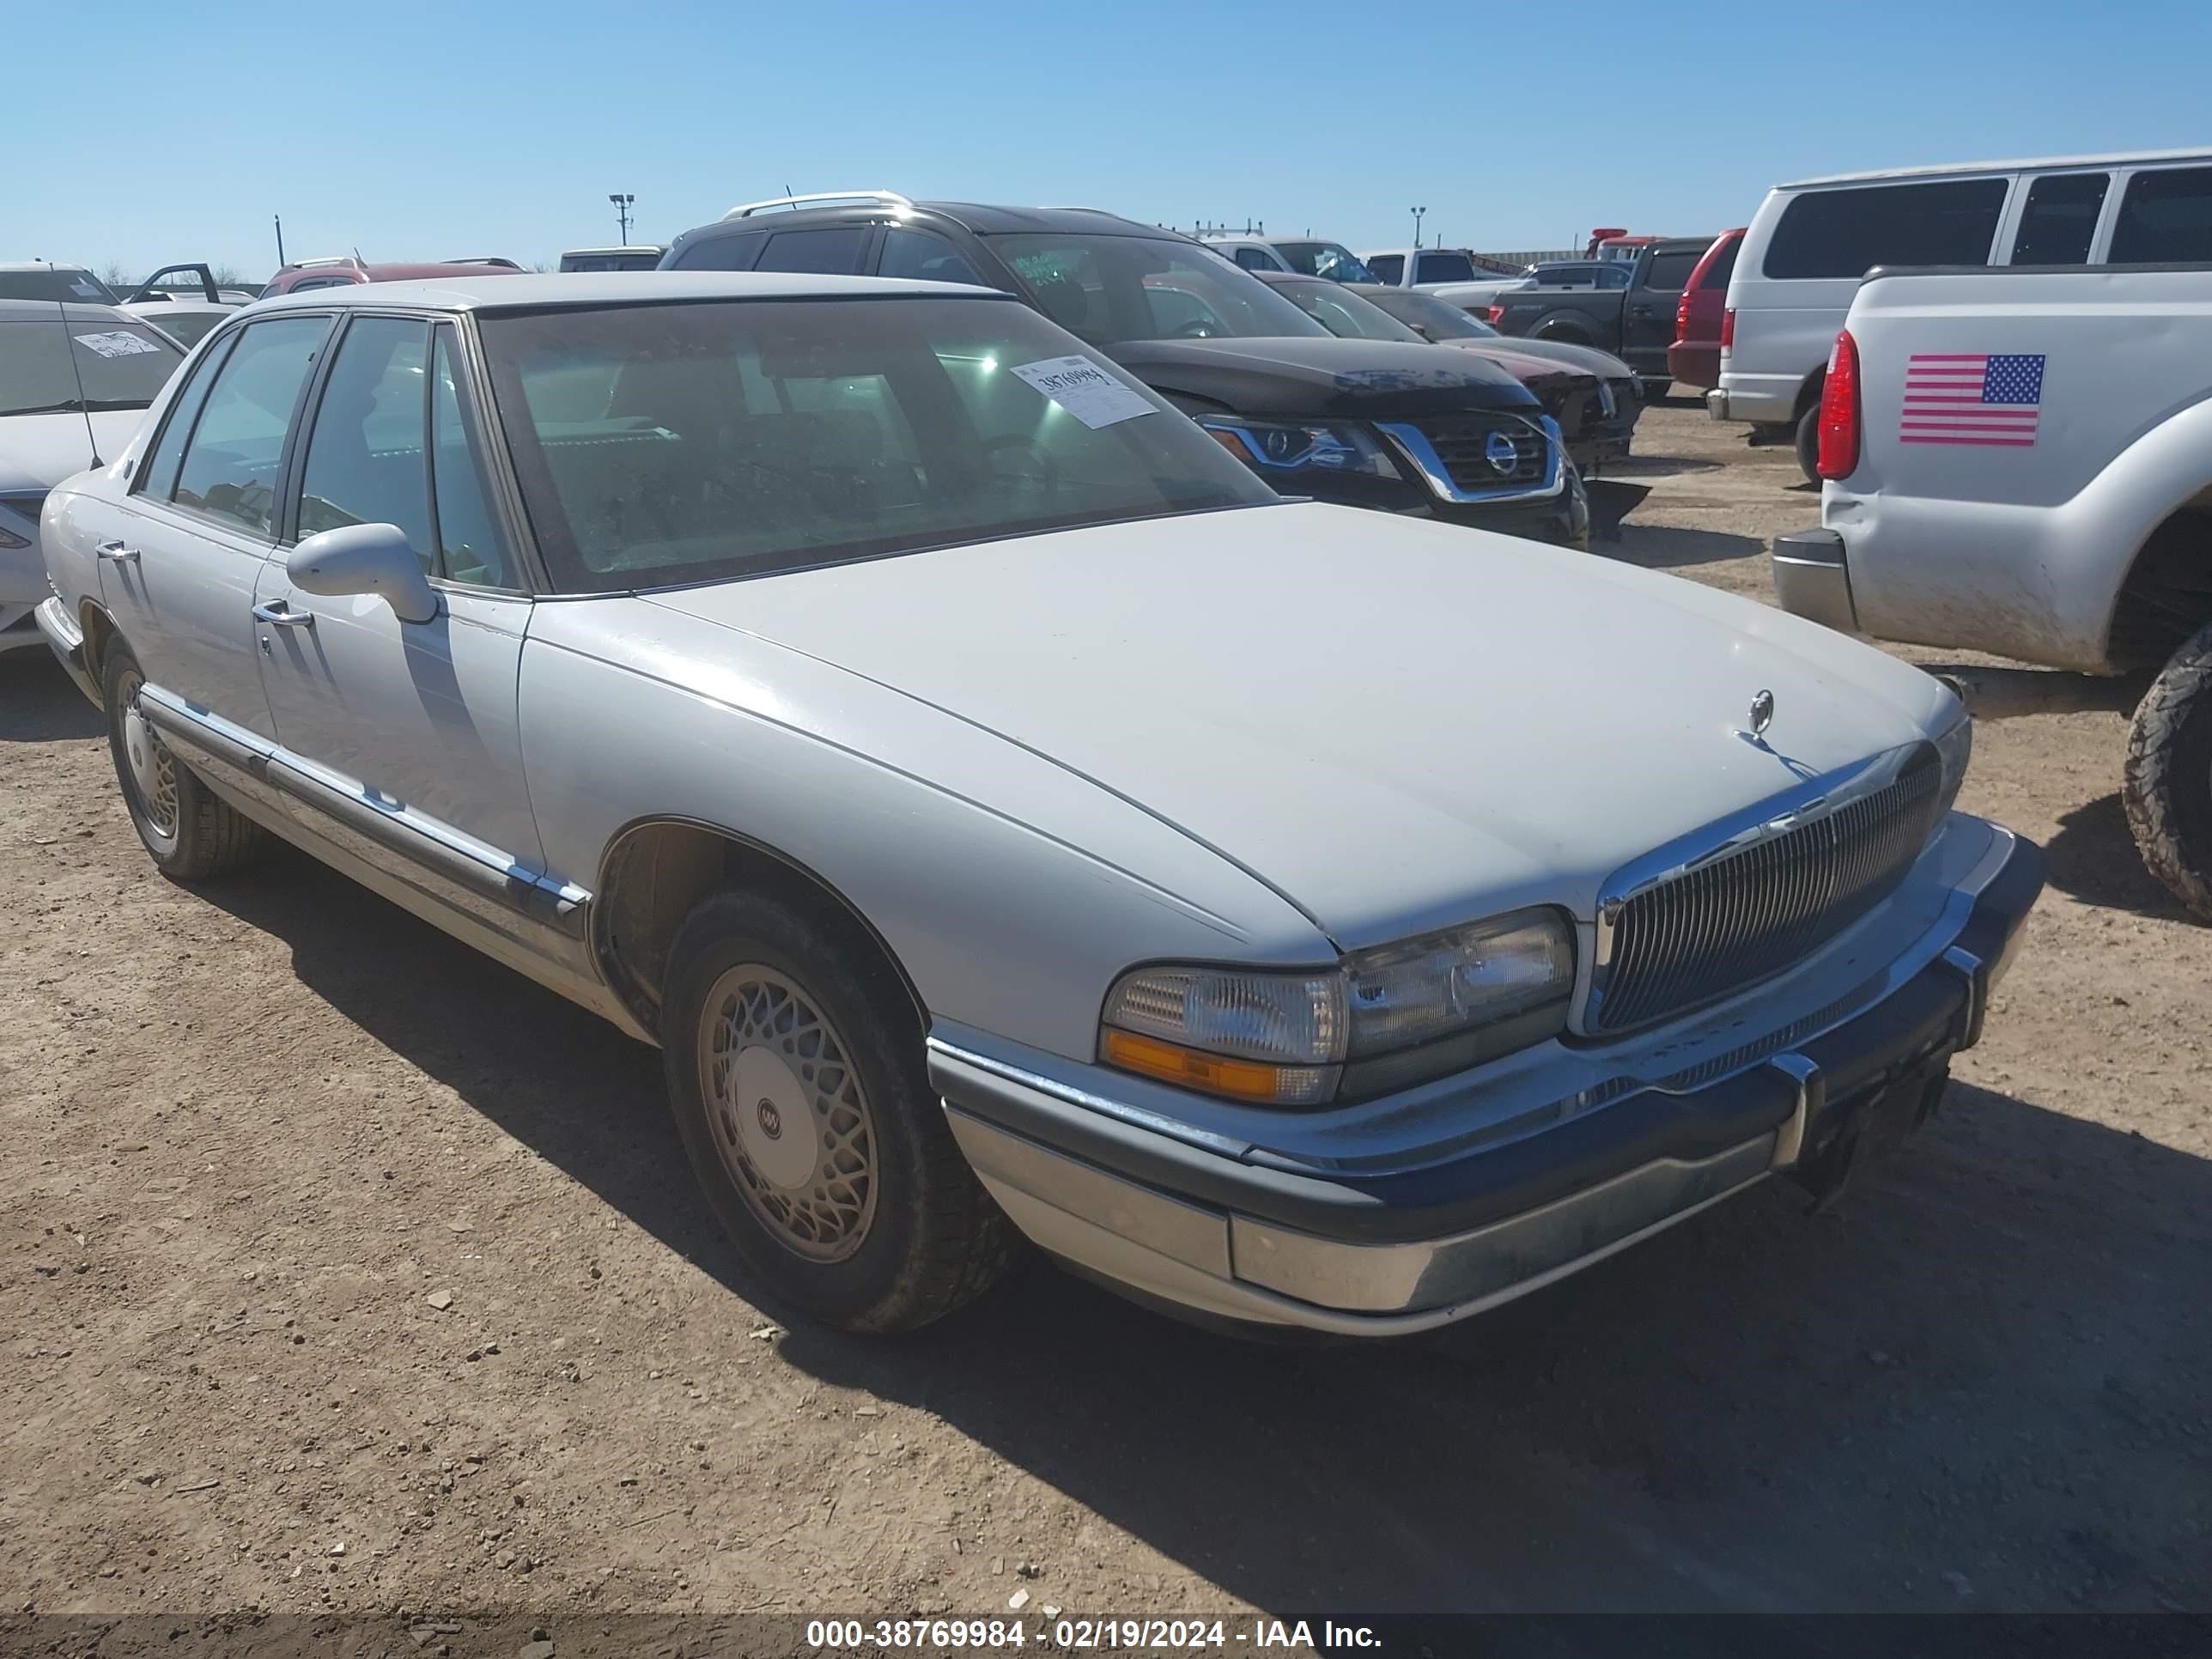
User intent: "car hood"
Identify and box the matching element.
[643,503,1956,949]
[1105,336,1537,418]
[0,409,147,492]
[1447,344,1592,398]
[1449,336,1635,382]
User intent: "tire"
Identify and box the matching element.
[1640,379,1671,403]
[2124,622,2212,921]
[103,640,264,880]
[659,888,1017,1333]
[1794,404,1821,483]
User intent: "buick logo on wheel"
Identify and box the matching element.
[755,1098,783,1139]
[1485,430,1520,473]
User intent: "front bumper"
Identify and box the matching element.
[34,595,100,701]
[1771,526,1861,635]
[933,824,2042,1336]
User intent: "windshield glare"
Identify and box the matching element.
[1359,288,1498,340]
[479,296,1279,593]
[988,234,1328,347]
[1275,281,1422,344]
[0,316,184,418]
[1276,242,1376,284]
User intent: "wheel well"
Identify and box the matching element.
[1794,370,1826,417]
[2107,494,2212,668]
[591,820,926,1039]
[77,601,114,686]
[1534,314,1594,343]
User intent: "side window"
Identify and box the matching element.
[673,232,764,272]
[1641,250,1702,291]
[2109,167,2212,264]
[752,227,869,274]
[136,328,237,501]
[428,326,509,586]
[1762,179,2008,278]
[1232,247,1279,272]
[1413,252,1476,283]
[1367,254,1404,285]
[296,316,434,564]
[170,315,331,536]
[880,227,985,286]
[2011,173,2109,265]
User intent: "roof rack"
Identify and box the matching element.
[722,190,913,222]
[286,255,364,271]
[444,256,525,269]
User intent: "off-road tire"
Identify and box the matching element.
[2124,622,2212,921]
[103,640,265,880]
[660,888,1017,1333]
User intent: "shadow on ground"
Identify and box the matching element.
[199,844,2212,1617]
[0,652,103,743]
[2045,791,2195,924]
[1599,523,1767,570]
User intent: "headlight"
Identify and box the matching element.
[1099,908,1575,1107]
[1194,416,1401,480]
[0,526,30,550]
[1933,705,1972,817]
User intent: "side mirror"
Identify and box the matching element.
[288,523,440,625]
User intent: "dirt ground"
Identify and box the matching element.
[2,401,2206,1644]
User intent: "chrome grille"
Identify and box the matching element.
[1589,748,1944,1034]
[1411,414,1549,491]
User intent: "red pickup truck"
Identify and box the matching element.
[1664,228,1743,392]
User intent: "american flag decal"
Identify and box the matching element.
[1899,353,2045,447]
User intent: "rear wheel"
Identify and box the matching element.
[2124,623,2212,921]
[659,888,1017,1332]
[1794,404,1821,483]
[103,640,264,880]
[1640,378,1671,403]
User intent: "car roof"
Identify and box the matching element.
[0,296,137,323]
[246,270,1016,313]
[1779,146,2212,189]
[562,246,665,256]
[696,201,1170,240]
[0,262,98,274]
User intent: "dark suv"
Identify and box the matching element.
[660,194,1588,547]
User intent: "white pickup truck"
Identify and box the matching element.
[1772,263,2212,916]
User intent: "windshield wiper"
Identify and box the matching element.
[3,400,92,416]
[4,398,152,416]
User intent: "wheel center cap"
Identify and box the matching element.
[730,1046,817,1190]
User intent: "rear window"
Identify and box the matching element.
[477,296,1275,593]
[1761,179,2008,279]
[1698,235,1741,289]
[1413,251,1476,284]
[0,269,121,305]
[1641,250,1703,291]
[2108,167,2212,264]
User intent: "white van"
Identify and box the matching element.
[1711,148,2212,477]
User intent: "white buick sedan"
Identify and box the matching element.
[37,273,2041,1336]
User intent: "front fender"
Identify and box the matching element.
[520,597,1334,1062]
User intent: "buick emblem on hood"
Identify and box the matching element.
[1484,430,1520,473]
[1748,689,1775,737]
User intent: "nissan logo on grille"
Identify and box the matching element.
[1484,431,1520,473]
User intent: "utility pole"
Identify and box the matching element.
[609,193,635,244]
[273,213,287,268]
[1411,206,1426,248]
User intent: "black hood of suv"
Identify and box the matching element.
[1103,336,1540,419]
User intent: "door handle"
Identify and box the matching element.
[96,540,140,563]
[252,599,316,629]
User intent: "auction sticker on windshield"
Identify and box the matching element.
[1008,356,1154,429]
[74,331,163,359]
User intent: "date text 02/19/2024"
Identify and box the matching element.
[805,1618,1382,1650]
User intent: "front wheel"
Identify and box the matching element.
[2124,623,2212,921]
[103,640,264,880]
[659,889,1017,1332]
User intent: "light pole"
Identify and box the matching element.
[609,193,635,244]
[1410,206,1426,248]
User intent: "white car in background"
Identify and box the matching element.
[117,264,253,349]
[0,300,184,651]
[1357,246,1533,313]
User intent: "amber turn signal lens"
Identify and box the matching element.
[1098,1028,1332,1106]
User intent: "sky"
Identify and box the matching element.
[18,0,2211,282]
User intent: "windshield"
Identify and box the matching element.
[478,296,1278,593]
[1358,288,1498,340]
[988,234,1328,347]
[1274,241,1377,284]
[153,311,229,349]
[1273,280,1423,344]
[0,315,185,418]
[0,269,122,306]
